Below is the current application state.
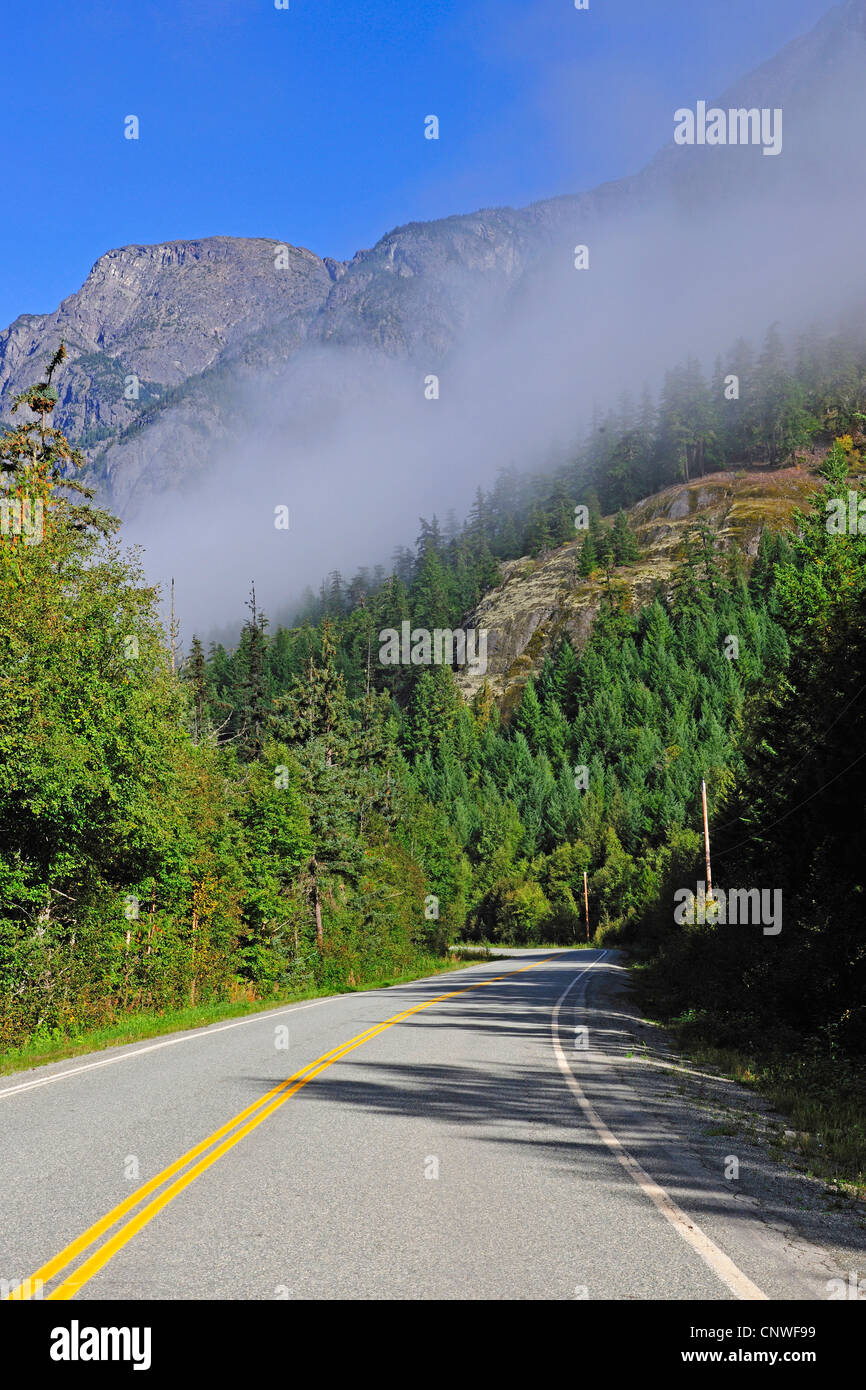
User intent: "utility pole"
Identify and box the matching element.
[583,870,590,941]
[170,577,176,677]
[701,778,714,908]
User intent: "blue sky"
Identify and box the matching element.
[2,0,832,328]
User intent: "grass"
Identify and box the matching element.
[682,1040,866,1194]
[0,941,593,1077]
[0,954,489,1079]
[625,958,866,1194]
[450,939,597,952]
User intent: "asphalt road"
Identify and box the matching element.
[1,949,859,1300]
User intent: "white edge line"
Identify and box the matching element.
[552,950,769,1302]
[0,997,340,1100]
[0,954,509,1102]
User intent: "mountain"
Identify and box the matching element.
[0,239,339,512]
[2,0,866,520]
[453,466,816,715]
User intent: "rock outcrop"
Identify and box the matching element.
[454,467,817,716]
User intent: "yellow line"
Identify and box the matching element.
[7,1021,403,1298]
[10,956,554,1301]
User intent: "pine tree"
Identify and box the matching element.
[554,640,580,715]
[276,620,351,756]
[525,505,552,557]
[467,487,488,543]
[416,514,444,558]
[0,342,114,539]
[594,523,613,568]
[578,530,598,576]
[410,545,451,631]
[546,479,574,545]
[271,620,361,949]
[237,583,270,760]
[515,679,544,752]
[184,635,210,743]
[611,510,640,565]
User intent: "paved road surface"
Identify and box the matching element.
[1,950,858,1300]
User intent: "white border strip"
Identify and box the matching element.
[552,951,768,1301]
[0,996,339,1101]
[0,957,501,1102]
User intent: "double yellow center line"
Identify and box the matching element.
[8,956,553,1300]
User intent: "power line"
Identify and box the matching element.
[709,674,866,838]
[712,748,866,866]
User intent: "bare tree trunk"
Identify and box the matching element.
[311,860,323,950]
[190,908,198,1005]
[123,929,131,1006]
[146,887,156,956]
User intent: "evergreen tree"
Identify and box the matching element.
[410,545,451,631]
[578,530,598,576]
[271,621,362,949]
[184,635,210,743]
[515,678,544,752]
[236,583,270,760]
[611,510,640,564]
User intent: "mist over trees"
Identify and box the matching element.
[3,313,862,1068]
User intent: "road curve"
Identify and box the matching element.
[1,950,856,1300]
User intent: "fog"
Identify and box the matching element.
[125,0,866,648]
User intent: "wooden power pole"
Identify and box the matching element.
[701,778,714,907]
[583,870,590,941]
